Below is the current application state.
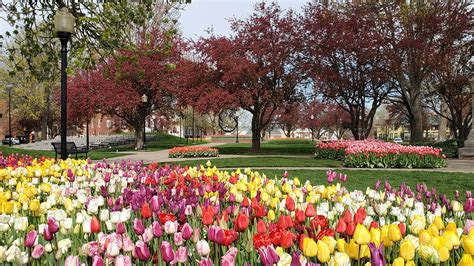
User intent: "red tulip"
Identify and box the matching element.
[257,220,267,234]
[310,215,328,230]
[398,222,406,235]
[235,213,249,232]
[305,204,316,217]
[253,233,271,249]
[369,221,379,230]
[285,195,295,211]
[141,203,152,219]
[280,230,296,248]
[269,228,283,246]
[295,209,306,223]
[158,213,177,225]
[277,216,288,230]
[317,227,335,240]
[202,208,214,226]
[354,208,367,224]
[298,234,307,251]
[91,216,101,233]
[336,219,347,234]
[342,209,352,223]
[242,197,250,207]
[346,221,356,236]
[253,202,266,218]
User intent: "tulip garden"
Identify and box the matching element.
[169,147,219,158]
[315,140,447,169]
[0,153,473,265]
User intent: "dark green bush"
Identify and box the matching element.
[314,147,346,160]
[268,138,315,145]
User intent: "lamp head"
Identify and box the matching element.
[54,7,75,34]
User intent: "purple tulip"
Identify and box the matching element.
[31,244,44,259]
[43,227,54,241]
[25,230,38,248]
[160,241,175,263]
[47,218,59,234]
[133,218,145,235]
[116,223,126,235]
[368,242,386,266]
[291,251,302,266]
[258,245,280,266]
[197,257,213,266]
[134,241,151,261]
[152,221,162,237]
[92,256,104,266]
[181,223,193,240]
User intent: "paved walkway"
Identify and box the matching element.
[105,143,474,173]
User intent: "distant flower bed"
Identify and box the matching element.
[169,146,219,158]
[267,138,314,145]
[315,140,447,168]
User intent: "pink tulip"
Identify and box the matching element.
[43,227,54,241]
[160,241,175,263]
[133,218,145,235]
[464,198,474,213]
[106,240,121,257]
[151,196,160,212]
[25,230,38,248]
[31,244,44,259]
[221,247,238,266]
[197,258,213,266]
[116,223,126,235]
[193,228,200,243]
[174,232,183,246]
[185,205,193,215]
[181,223,193,240]
[134,240,151,261]
[152,221,162,237]
[176,246,188,263]
[122,236,134,252]
[464,220,474,234]
[196,240,210,256]
[164,220,177,234]
[92,256,104,266]
[115,255,132,266]
[143,227,154,242]
[47,217,59,234]
[64,255,80,266]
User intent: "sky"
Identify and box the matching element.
[0,1,308,42]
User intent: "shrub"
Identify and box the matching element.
[267,138,314,145]
[169,146,219,158]
[409,139,460,158]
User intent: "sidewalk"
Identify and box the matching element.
[105,143,474,173]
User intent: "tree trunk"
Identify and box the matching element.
[135,124,144,149]
[438,101,448,141]
[409,98,424,143]
[251,113,261,153]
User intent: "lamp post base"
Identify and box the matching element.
[459,134,474,159]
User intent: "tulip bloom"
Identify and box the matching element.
[235,213,249,232]
[64,255,80,266]
[258,245,279,266]
[141,203,152,219]
[161,241,175,263]
[31,244,45,259]
[25,230,38,248]
[135,241,151,261]
[285,195,295,211]
[181,223,193,240]
[116,222,126,235]
[47,218,59,234]
[43,227,54,241]
[221,247,238,266]
[302,237,317,257]
[133,219,145,235]
[92,256,104,266]
[368,242,386,266]
[152,221,162,237]
[91,216,101,233]
[115,255,132,266]
[196,240,210,256]
[305,204,316,217]
[176,246,188,263]
[354,224,371,245]
[317,240,330,263]
[197,258,213,266]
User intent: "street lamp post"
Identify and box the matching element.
[141,94,148,149]
[7,84,12,146]
[54,7,75,160]
[310,115,315,141]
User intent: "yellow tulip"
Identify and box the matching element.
[433,216,445,230]
[343,240,360,260]
[392,257,404,266]
[419,229,432,245]
[29,199,40,212]
[388,224,402,242]
[321,236,336,253]
[429,224,439,237]
[303,237,318,257]
[446,222,457,232]
[438,246,449,262]
[400,240,415,261]
[370,228,381,246]
[332,252,350,266]
[267,210,276,221]
[381,225,394,247]
[293,177,300,186]
[462,236,474,255]
[40,183,51,194]
[405,261,415,266]
[443,230,460,249]
[354,224,371,245]
[457,254,473,266]
[337,239,346,253]
[317,240,330,263]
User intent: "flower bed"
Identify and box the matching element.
[0,154,472,265]
[168,146,219,158]
[315,140,447,168]
[267,138,314,145]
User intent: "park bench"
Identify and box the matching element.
[51,142,88,160]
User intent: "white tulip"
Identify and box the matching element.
[82,220,91,233]
[14,217,28,231]
[100,209,109,221]
[110,212,120,224]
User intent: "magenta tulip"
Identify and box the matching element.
[25,230,38,248]
[160,241,175,263]
[134,240,151,261]
[197,258,213,266]
[115,255,132,266]
[133,218,145,235]
[152,221,162,237]
[181,223,192,240]
[221,247,238,266]
[176,246,188,263]
[47,218,59,234]
[92,256,104,266]
[151,196,160,212]
[116,222,126,235]
[464,198,474,213]
[122,237,134,252]
[174,232,183,246]
[31,244,44,259]
[43,227,54,241]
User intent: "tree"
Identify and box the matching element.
[275,103,302,138]
[302,3,392,140]
[379,1,472,143]
[299,99,327,140]
[67,69,100,129]
[180,2,305,152]
[324,103,352,140]
[86,28,182,149]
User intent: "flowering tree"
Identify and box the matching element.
[181,2,305,152]
[275,103,302,138]
[87,28,182,148]
[302,3,392,140]
[379,1,472,143]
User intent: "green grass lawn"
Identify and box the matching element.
[171,157,342,168]
[217,143,315,155]
[0,145,128,160]
[253,169,473,198]
[114,132,207,152]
